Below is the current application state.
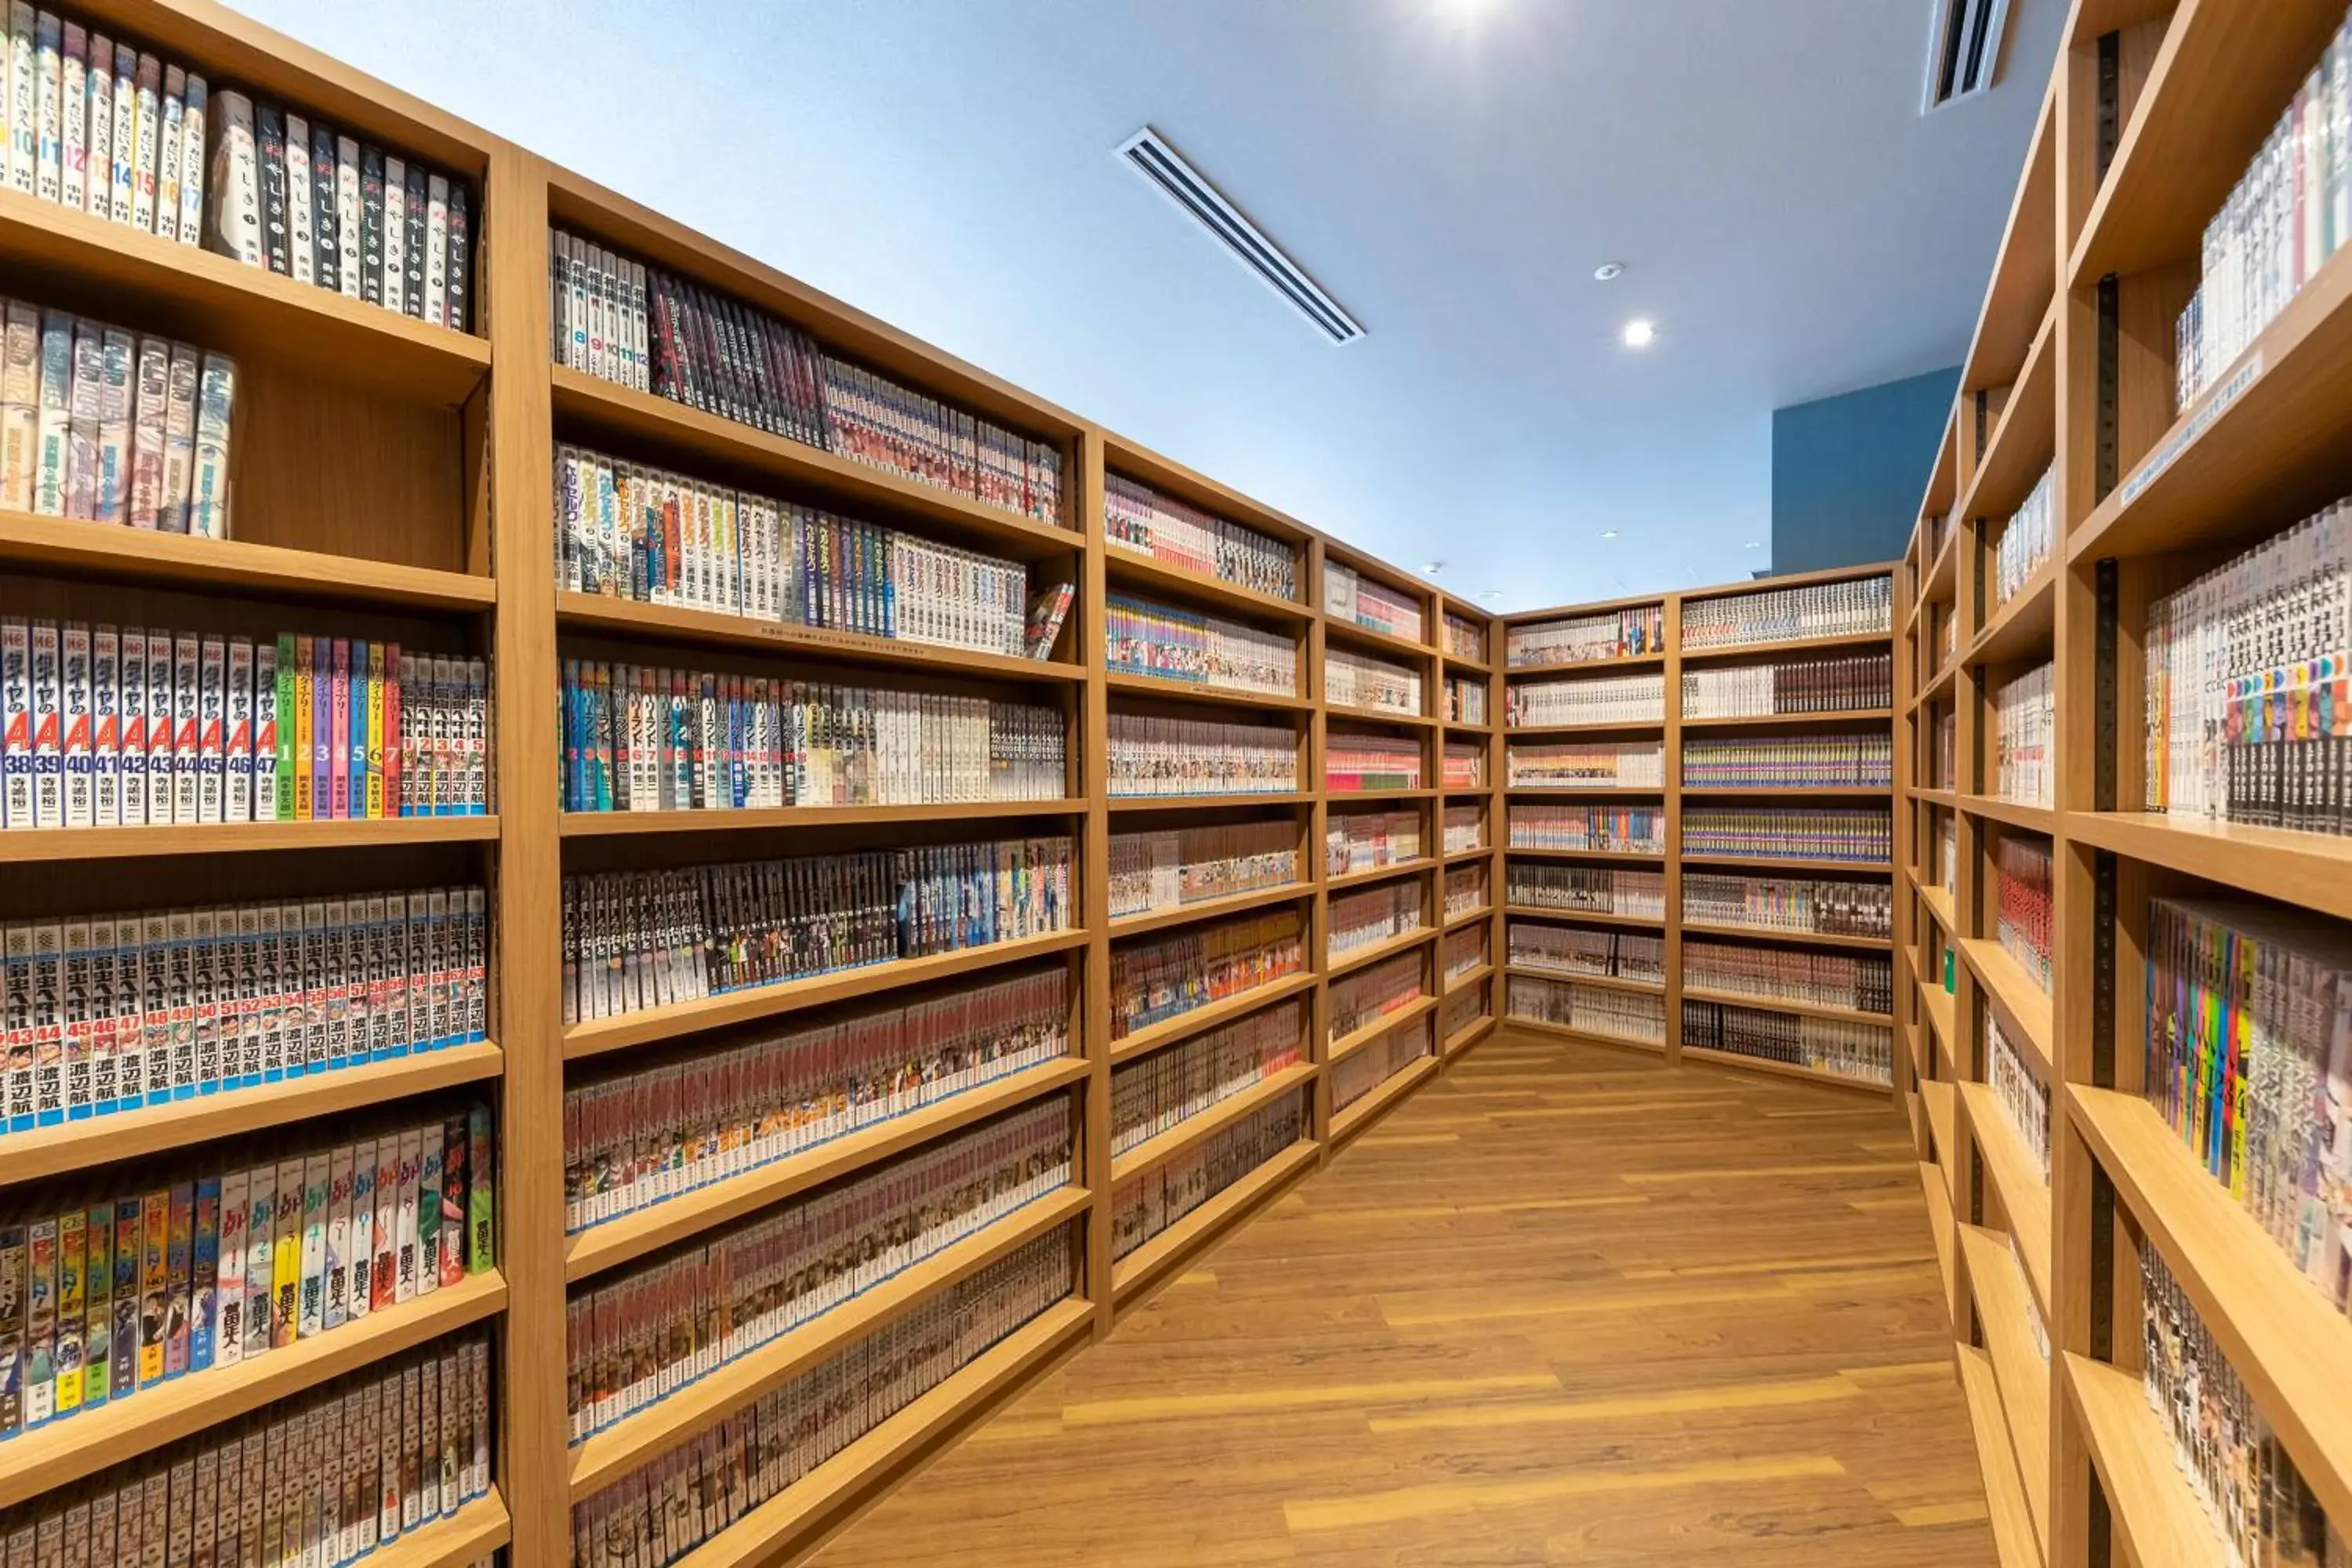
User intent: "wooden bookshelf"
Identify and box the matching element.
[1893,9,2352,1559]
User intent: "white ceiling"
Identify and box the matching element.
[241,0,2060,610]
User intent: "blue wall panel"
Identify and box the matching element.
[1771,365,1958,575]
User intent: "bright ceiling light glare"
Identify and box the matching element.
[1593,262,1624,282]
[1600,530,1619,539]
[1744,541,1764,549]
[1621,318,1657,349]
[1422,561,1446,575]
[1476,591,1504,602]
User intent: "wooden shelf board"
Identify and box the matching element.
[2063,1352,2231,1568]
[0,813,500,864]
[1327,996,1440,1069]
[1109,972,1319,1066]
[1444,846,1496,865]
[2063,811,2352,923]
[1503,720,1666,738]
[1918,884,1958,938]
[1955,938,2056,1080]
[0,188,490,404]
[2070,241,2352,567]
[1497,1015,1667,1054]
[2068,0,2352,288]
[1676,1046,1893,1098]
[1955,1080,2055,1321]
[368,1491,514,1568]
[550,368,1080,561]
[1679,710,1895,729]
[1679,854,1894,875]
[1104,671,1314,713]
[1912,655,1958,714]
[1952,299,2057,528]
[1102,546,1313,622]
[1676,786,1892,799]
[1327,786,1439,801]
[1325,858,1436,893]
[1502,786,1663,800]
[1920,1160,1959,1329]
[1679,988,1892,1027]
[0,510,498,612]
[564,929,1091,1059]
[1503,652,1665,673]
[666,1297,1097,1568]
[0,1269,505,1510]
[1443,905,1493,933]
[1956,793,2056,836]
[1955,1345,2045,1568]
[1967,564,2056,671]
[1108,791,1314,813]
[1324,702,1437,729]
[1323,617,1437,660]
[1328,1054,1442,1145]
[558,800,1080,838]
[1918,528,1959,612]
[1111,1142,1319,1304]
[0,1040,503,1191]
[1678,630,1896,661]
[1442,962,1494,996]
[555,592,1086,682]
[1502,846,1665,864]
[1106,883,1313,939]
[2072,1085,2352,1529]
[1110,1062,1318,1184]
[1955,1223,2053,1552]
[568,1186,1091,1501]
[1921,1080,1957,1171]
[1327,925,1438,978]
[1678,921,1893,951]
[1960,88,2057,397]
[1918,973,1958,1064]
[1443,1014,1496,1060]
[1442,721,1495,736]
[1505,906,1664,930]
[564,1058,1091,1283]
[1911,786,1960,809]
[1504,965,1664,997]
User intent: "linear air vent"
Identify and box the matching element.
[1117,127,1365,345]
[1922,0,2010,111]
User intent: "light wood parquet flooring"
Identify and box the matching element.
[811,1029,1993,1566]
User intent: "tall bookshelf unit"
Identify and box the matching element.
[1496,565,1900,1094]
[0,7,1509,1563]
[1898,3,2352,1564]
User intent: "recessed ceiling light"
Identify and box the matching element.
[1422,561,1445,574]
[1593,262,1624,281]
[1476,591,1504,601]
[1744,540,1764,549]
[1600,530,1619,539]
[1621,318,1657,349]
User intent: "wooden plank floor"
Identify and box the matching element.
[811,1029,1994,1566]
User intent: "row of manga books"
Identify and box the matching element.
[0,302,234,533]
[1326,733,1422,793]
[1679,577,1890,649]
[1329,881,1422,958]
[568,1234,1073,1568]
[1443,742,1484,789]
[3,9,207,246]
[558,840,1074,1025]
[1109,1000,1303,1156]
[1331,1014,1431,1113]
[0,1331,493,1568]
[1681,806,1892,865]
[1988,1015,2050,1182]
[1506,975,1663,1044]
[1109,1096,1303,1262]
[1682,938,1891,1014]
[2141,1247,2347,1565]
[1679,654,1892,718]
[1934,711,1956,790]
[1505,671,1663,728]
[1105,593,1295,698]
[2,623,488,832]
[2174,9,2352,409]
[1109,820,1298,919]
[550,231,1065,527]
[1327,952,1424,1043]
[0,887,486,1132]
[1993,466,2055,606]
[1505,606,1662,670]
[1443,920,1486,976]
[558,663,1063,814]
[1994,663,2054,808]
[1108,911,1303,1040]
[1994,835,2053,993]
[2142,495,2352,835]
[1103,474,1296,601]
[561,967,1068,1235]
[1441,984,1489,1041]
[554,444,1061,660]
[565,1102,1069,1444]
[1322,563,1423,644]
[0,1103,491,1436]
[1443,804,1484,854]
[1507,803,1664,854]
[1506,864,1664,918]
[1104,712,1297,799]
[1679,1001,1890,1085]
[1443,861,1487,920]
[1442,612,1488,666]
[1443,675,1486,725]
[1325,648,1422,717]
[1327,808,1421,877]
[2143,895,2352,1312]
[1507,922,1662,985]
[1504,741,1663,790]
[1681,733,1892,790]
[1681,873,1891,938]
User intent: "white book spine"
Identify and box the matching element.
[58,619,88,826]
[3,2,31,192]
[379,156,407,318]
[1,617,29,829]
[173,74,201,242]
[189,353,232,538]
[169,631,197,824]
[252,640,277,822]
[103,44,127,222]
[224,637,252,822]
[54,19,78,207]
[153,64,181,240]
[283,111,313,284]
[128,52,156,231]
[89,623,117,826]
[333,135,360,296]
[201,89,259,264]
[158,343,197,532]
[28,618,59,828]
[195,634,223,824]
[31,9,56,202]
[423,173,448,328]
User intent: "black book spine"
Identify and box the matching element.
[309,125,339,291]
[402,162,430,320]
[256,105,291,276]
[444,186,472,334]
[359,147,387,307]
